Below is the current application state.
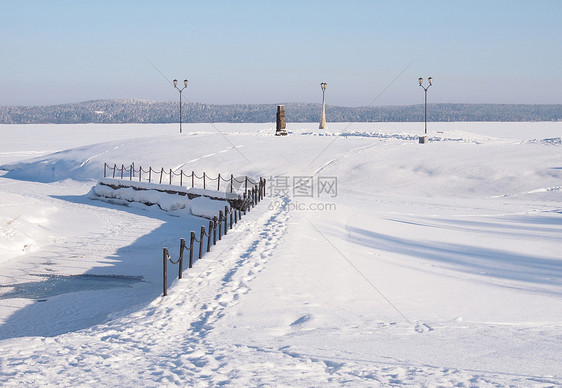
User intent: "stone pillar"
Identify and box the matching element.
[319,104,327,129]
[276,105,287,136]
[319,82,327,129]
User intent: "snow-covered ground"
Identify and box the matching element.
[0,122,561,386]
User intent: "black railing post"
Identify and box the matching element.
[228,205,232,230]
[178,238,185,279]
[192,171,195,188]
[189,232,195,268]
[213,217,218,245]
[207,220,213,252]
[217,173,221,191]
[248,188,253,210]
[218,211,223,241]
[203,172,206,189]
[199,226,205,260]
[163,248,168,296]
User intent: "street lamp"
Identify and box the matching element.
[319,82,327,129]
[173,79,188,134]
[418,77,432,143]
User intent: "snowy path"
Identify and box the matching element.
[0,197,291,386]
[3,197,555,387]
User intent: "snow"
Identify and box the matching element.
[0,122,561,386]
[190,197,231,219]
[89,178,237,214]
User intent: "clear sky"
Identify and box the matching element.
[1,0,561,107]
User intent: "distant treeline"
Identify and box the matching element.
[1,99,561,124]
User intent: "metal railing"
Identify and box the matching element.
[162,180,266,296]
[104,162,260,193]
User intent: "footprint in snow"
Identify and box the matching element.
[290,314,312,327]
[414,322,434,333]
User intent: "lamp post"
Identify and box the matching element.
[418,77,432,143]
[173,79,188,134]
[319,82,327,129]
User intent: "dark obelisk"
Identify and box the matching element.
[275,105,287,136]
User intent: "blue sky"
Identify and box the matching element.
[1,0,561,106]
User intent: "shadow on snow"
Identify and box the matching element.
[347,218,562,292]
[0,193,208,340]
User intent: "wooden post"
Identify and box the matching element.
[248,187,251,207]
[207,220,213,252]
[178,238,185,279]
[159,168,164,184]
[243,192,247,215]
[213,217,218,245]
[163,248,168,296]
[199,226,205,260]
[218,211,223,241]
[148,168,152,183]
[189,232,195,269]
[121,164,124,179]
[104,163,107,178]
[130,164,133,180]
[230,174,234,193]
[139,166,142,182]
[180,170,183,187]
[192,171,195,188]
[245,176,248,193]
[113,164,116,178]
[169,169,173,186]
[217,173,221,191]
[223,207,228,234]
[203,172,206,189]
[228,205,233,230]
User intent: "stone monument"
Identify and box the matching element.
[275,105,287,136]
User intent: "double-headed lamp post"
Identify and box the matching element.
[418,77,432,142]
[173,79,188,134]
[319,82,327,129]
